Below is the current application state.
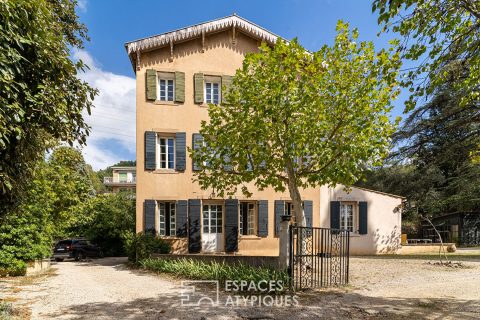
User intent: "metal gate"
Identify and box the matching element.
[289,226,350,290]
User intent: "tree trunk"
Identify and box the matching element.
[285,160,306,227]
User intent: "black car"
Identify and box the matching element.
[53,238,104,261]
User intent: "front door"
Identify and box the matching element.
[202,204,224,252]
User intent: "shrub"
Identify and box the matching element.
[0,301,15,319]
[139,258,289,293]
[124,233,171,262]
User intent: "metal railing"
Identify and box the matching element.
[103,177,136,184]
[289,226,350,290]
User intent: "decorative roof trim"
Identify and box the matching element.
[125,14,285,70]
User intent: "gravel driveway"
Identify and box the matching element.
[2,256,480,319]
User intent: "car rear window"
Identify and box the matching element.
[57,240,72,245]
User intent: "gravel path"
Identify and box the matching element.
[1,256,480,319]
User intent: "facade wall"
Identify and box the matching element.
[135,30,319,256]
[319,185,403,255]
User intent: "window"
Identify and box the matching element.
[240,202,256,235]
[158,73,174,101]
[340,203,354,232]
[205,80,220,104]
[119,172,127,182]
[203,204,223,233]
[158,136,175,169]
[159,202,176,236]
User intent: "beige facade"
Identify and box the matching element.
[320,185,403,255]
[126,15,403,256]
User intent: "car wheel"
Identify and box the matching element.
[74,252,85,261]
[55,258,64,262]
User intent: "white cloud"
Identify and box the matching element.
[74,50,136,170]
[77,0,87,12]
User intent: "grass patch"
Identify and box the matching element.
[139,258,289,293]
[0,301,15,320]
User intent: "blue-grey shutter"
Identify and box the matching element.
[224,154,232,172]
[192,133,203,171]
[175,132,186,171]
[144,131,156,170]
[257,200,268,237]
[274,200,285,237]
[144,200,156,235]
[188,199,201,253]
[330,201,340,229]
[303,200,313,228]
[359,201,368,235]
[225,199,239,252]
[176,200,188,237]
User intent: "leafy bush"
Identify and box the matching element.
[77,192,136,256]
[124,233,171,262]
[139,258,289,292]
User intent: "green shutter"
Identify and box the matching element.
[175,71,185,103]
[221,75,233,104]
[146,69,157,101]
[194,73,204,104]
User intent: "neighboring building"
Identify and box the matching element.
[125,14,403,256]
[421,212,480,245]
[103,166,136,193]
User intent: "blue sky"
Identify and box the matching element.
[76,0,409,170]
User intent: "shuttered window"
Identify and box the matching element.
[205,81,220,104]
[159,79,174,101]
[159,201,176,236]
[239,202,256,236]
[158,136,175,169]
[340,202,355,232]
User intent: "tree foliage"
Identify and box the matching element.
[77,192,136,256]
[0,0,97,213]
[0,146,95,275]
[358,75,480,221]
[373,0,480,111]
[192,22,401,225]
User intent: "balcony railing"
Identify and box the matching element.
[103,177,136,184]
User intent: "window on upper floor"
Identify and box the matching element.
[204,77,221,104]
[158,73,174,102]
[157,136,175,169]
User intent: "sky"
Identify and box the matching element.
[76,0,410,170]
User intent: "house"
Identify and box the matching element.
[103,166,136,193]
[125,14,403,256]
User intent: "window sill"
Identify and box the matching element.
[153,169,178,174]
[154,100,181,106]
[159,236,184,240]
[239,235,261,240]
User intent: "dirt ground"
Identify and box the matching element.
[1,255,479,319]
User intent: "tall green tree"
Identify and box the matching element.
[0,0,96,214]
[373,0,479,111]
[192,22,401,226]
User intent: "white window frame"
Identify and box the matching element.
[157,72,175,102]
[204,76,221,104]
[157,135,175,169]
[340,202,356,232]
[239,202,257,236]
[158,201,176,236]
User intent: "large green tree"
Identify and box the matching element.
[373,0,479,111]
[192,22,401,226]
[0,0,96,214]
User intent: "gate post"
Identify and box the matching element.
[278,215,291,271]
